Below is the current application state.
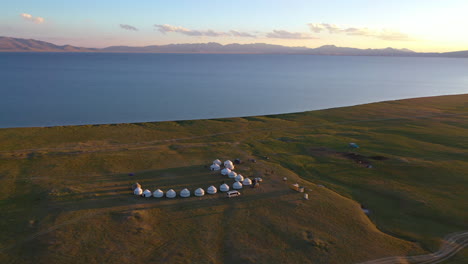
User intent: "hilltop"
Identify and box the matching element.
[0,94,467,263]
[2,36,468,57]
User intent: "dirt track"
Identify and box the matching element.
[358,231,468,264]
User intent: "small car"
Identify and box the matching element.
[226,190,241,198]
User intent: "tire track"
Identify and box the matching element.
[358,231,468,264]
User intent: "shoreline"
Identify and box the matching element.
[1,93,466,130]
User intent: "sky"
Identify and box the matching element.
[1,0,468,52]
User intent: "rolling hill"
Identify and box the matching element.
[0,94,466,263]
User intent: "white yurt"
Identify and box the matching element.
[134,187,143,196]
[224,160,235,170]
[132,182,141,190]
[210,164,221,171]
[235,174,244,182]
[153,189,164,198]
[213,159,222,166]
[143,189,152,198]
[243,177,252,186]
[207,185,217,194]
[220,183,230,192]
[221,168,231,176]
[228,171,237,179]
[180,188,191,198]
[233,181,243,190]
[166,189,176,198]
[194,188,205,197]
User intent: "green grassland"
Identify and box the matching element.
[0,94,467,264]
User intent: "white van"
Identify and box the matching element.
[226,190,241,198]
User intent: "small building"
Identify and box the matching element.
[242,177,252,186]
[207,185,217,194]
[166,189,176,198]
[221,168,231,176]
[153,189,164,198]
[210,164,221,171]
[228,171,237,179]
[235,174,244,182]
[233,181,243,190]
[195,188,205,197]
[134,187,143,196]
[349,142,359,148]
[143,189,152,198]
[234,158,241,164]
[213,159,222,166]
[220,183,230,192]
[132,182,141,190]
[180,188,190,198]
[224,160,235,170]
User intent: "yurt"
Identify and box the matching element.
[134,187,143,196]
[221,168,231,176]
[194,188,205,197]
[213,159,222,166]
[210,164,221,171]
[207,185,217,194]
[166,189,176,198]
[220,183,230,192]
[233,181,243,190]
[143,189,152,198]
[228,171,237,179]
[224,160,235,170]
[180,188,191,198]
[243,177,252,186]
[153,189,164,198]
[132,182,141,190]
[235,174,244,182]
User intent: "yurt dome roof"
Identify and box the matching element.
[243,178,252,185]
[132,182,141,190]
[166,189,176,198]
[235,174,244,182]
[224,160,233,166]
[195,188,205,197]
[220,183,230,192]
[143,189,152,197]
[213,159,222,165]
[180,188,191,198]
[134,187,143,195]
[228,171,237,178]
[210,164,221,171]
[221,168,231,175]
[233,181,243,189]
[207,185,217,194]
[153,189,164,198]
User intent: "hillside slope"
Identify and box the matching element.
[0,94,466,263]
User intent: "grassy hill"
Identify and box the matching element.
[0,94,466,263]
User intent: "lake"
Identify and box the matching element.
[1,53,467,128]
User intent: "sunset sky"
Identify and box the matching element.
[1,0,468,52]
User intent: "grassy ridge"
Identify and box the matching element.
[0,94,467,263]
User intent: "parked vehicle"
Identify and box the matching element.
[226,190,241,198]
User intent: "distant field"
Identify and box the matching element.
[0,94,467,264]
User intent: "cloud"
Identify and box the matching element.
[229,30,256,38]
[20,13,44,24]
[308,23,412,41]
[120,24,138,31]
[154,24,227,37]
[266,30,316,39]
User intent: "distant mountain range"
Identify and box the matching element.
[1,36,467,57]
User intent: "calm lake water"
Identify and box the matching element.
[1,53,467,128]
